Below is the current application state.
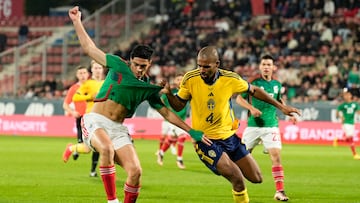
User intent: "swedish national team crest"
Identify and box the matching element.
[207,99,215,111]
[208,150,216,158]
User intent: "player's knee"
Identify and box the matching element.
[251,172,263,184]
[128,165,142,180]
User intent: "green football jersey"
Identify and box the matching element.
[337,102,360,124]
[95,54,164,118]
[161,88,188,120]
[244,77,282,127]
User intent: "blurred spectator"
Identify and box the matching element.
[323,0,336,16]
[23,86,35,99]
[264,0,272,14]
[327,80,342,100]
[320,22,333,43]
[18,20,29,45]
[0,32,7,52]
[347,63,360,88]
[307,83,323,102]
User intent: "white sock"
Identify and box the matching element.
[108,198,119,203]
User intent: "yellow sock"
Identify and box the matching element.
[73,143,91,153]
[232,188,249,203]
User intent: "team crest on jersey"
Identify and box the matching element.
[207,99,215,111]
[273,86,279,94]
[208,150,216,158]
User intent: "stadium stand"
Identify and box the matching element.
[0,0,359,104]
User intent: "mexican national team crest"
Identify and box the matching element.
[273,86,279,94]
[207,98,215,111]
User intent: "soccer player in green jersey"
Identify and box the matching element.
[157,73,189,169]
[162,46,300,203]
[68,6,211,203]
[236,54,293,201]
[333,88,360,160]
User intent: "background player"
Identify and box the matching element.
[157,73,189,169]
[62,60,105,177]
[333,88,360,160]
[62,65,89,160]
[236,54,293,201]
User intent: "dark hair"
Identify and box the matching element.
[130,45,154,60]
[261,54,274,61]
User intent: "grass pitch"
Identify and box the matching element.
[0,135,359,203]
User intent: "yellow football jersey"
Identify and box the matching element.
[177,69,249,140]
[72,79,104,113]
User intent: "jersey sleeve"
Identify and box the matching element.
[148,93,165,110]
[177,77,191,101]
[337,104,343,111]
[234,77,250,94]
[64,85,77,104]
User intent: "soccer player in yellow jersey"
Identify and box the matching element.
[63,60,105,177]
[163,46,300,203]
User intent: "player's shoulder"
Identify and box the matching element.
[183,69,200,82]
[106,53,128,64]
[248,74,262,83]
[69,82,80,90]
[219,69,242,79]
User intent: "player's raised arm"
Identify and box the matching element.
[248,84,300,116]
[156,106,212,146]
[68,6,106,66]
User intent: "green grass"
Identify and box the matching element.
[0,136,359,203]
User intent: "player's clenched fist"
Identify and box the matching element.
[69,6,81,21]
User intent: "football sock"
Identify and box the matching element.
[177,135,186,157]
[161,138,171,153]
[107,199,119,203]
[159,137,165,149]
[100,165,117,201]
[350,143,357,155]
[272,165,284,191]
[124,182,140,203]
[91,151,100,172]
[232,188,249,203]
